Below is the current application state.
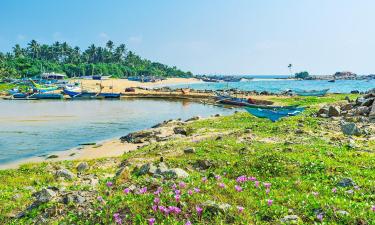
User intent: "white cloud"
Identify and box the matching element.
[128,35,143,45]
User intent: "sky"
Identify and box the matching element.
[1,0,375,75]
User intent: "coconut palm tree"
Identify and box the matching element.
[27,40,40,59]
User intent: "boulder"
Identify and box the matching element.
[184,147,196,154]
[361,97,374,107]
[195,159,213,170]
[328,106,340,117]
[280,215,301,224]
[317,106,329,116]
[55,169,75,180]
[120,130,157,143]
[202,200,232,214]
[162,168,189,179]
[34,188,57,203]
[369,102,375,121]
[355,106,370,116]
[77,162,89,172]
[341,123,361,136]
[185,116,201,122]
[173,127,187,135]
[337,178,355,187]
[341,103,353,111]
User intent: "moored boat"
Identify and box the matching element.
[29,93,63,99]
[216,95,298,110]
[245,107,304,122]
[293,89,329,97]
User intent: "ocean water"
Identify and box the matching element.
[0,99,235,164]
[169,79,375,93]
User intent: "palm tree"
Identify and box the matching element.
[106,40,114,51]
[28,40,40,59]
[13,44,23,57]
[86,44,97,63]
[288,64,293,76]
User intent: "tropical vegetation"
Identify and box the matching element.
[295,71,310,80]
[0,40,192,79]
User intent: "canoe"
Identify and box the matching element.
[245,107,304,122]
[29,93,63,99]
[293,89,329,97]
[216,96,298,110]
[63,89,120,99]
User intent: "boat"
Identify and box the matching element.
[8,88,19,95]
[328,80,335,83]
[12,93,29,99]
[29,79,59,93]
[29,93,63,99]
[63,89,120,99]
[216,95,298,110]
[293,89,329,97]
[245,107,305,122]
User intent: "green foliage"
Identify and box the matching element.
[0,40,192,78]
[295,71,310,79]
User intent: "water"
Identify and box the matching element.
[0,99,234,164]
[169,79,375,93]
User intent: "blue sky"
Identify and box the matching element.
[1,0,375,75]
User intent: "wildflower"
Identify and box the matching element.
[188,190,193,195]
[372,205,375,212]
[248,176,257,181]
[202,177,208,183]
[168,206,181,214]
[332,187,337,193]
[345,190,354,195]
[254,181,259,188]
[97,196,104,202]
[172,183,177,190]
[154,197,160,204]
[316,214,323,222]
[265,188,270,195]
[154,187,163,195]
[267,199,273,206]
[194,187,200,193]
[148,218,156,225]
[174,194,181,202]
[263,182,271,189]
[175,189,181,195]
[106,181,113,187]
[237,206,244,213]
[179,181,187,189]
[354,185,360,190]
[312,192,319,197]
[123,188,130,194]
[235,185,243,192]
[215,175,222,180]
[196,206,203,215]
[185,221,192,225]
[236,175,247,183]
[139,187,147,194]
[158,205,170,215]
[219,183,225,188]
[152,205,158,212]
[113,213,122,224]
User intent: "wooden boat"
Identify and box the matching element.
[29,93,63,99]
[293,89,329,97]
[245,107,304,122]
[216,95,298,110]
[328,80,335,83]
[63,89,120,99]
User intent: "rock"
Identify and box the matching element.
[202,200,231,214]
[214,114,221,117]
[348,139,357,149]
[12,193,22,200]
[344,96,351,102]
[369,102,375,121]
[184,147,196,154]
[280,215,301,224]
[355,106,370,116]
[162,168,189,179]
[46,155,58,159]
[317,107,329,116]
[120,130,156,143]
[34,188,57,203]
[328,106,341,117]
[356,97,366,106]
[77,162,89,172]
[137,163,152,176]
[341,123,361,136]
[75,194,86,204]
[350,90,360,94]
[55,169,75,180]
[195,159,212,170]
[361,98,374,107]
[173,127,187,135]
[337,178,355,187]
[341,103,353,111]
[295,129,303,134]
[185,116,201,122]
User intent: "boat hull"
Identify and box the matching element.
[294,89,329,97]
[245,107,304,122]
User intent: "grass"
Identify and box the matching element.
[0,94,374,224]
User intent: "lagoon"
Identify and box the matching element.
[0,99,234,164]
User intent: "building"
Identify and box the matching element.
[41,72,67,80]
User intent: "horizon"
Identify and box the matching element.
[1,0,375,75]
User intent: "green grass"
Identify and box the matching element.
[0,94,374,224]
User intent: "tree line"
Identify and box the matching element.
[0,40,192,78]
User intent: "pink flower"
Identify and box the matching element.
[266,188,270,195]
[113,213,122,224]
[185,221,192,225]
[168,206,181,214]
[123,188,130,194]
[175,189,181,195]
[179,182,187,189]
[154,187,163,195]
[148,218,156,225]
[158,205,170,215]
[237,206,244,213]
[188,190,193,195]
[248,176,257,181]
[215,175,222,180]
[152,205,157,212]
[218,183,225,188]
[154,197,160,204]
[312,192,319,197]
[202,177,207,182]
[172,183,177,190]
[196,206,203,215]
[97,196,104,202]
[316,214,323,222]
[194,187,200,193]
[174,194,180,202]
[139,187,147,194]
[235,185,243,192]
[236,175,247,183]
[263,182,271,189]
[106,181,113,187]
[267,199,273,206]
[254,181,259,188]
[372,205,375,212]
[332,188,337,193]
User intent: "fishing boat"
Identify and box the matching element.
[293,89,329,97]
[29,79,59,93]
[216,95,298,110]
[29,93,63,99]
[63,89,120,99]
[245,107,304,122]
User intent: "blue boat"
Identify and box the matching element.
[216,95,299,110]
[293,89,329,97]
[245,107,304,122]
[29,93,63,99]
[63,89,120,99]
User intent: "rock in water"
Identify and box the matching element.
[55,169,75,180]
[328,106,341,117]
[341,123,361,136]
[77,162,89,172]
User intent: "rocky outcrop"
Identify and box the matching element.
[120,127,176,144]
[341,122,361,136]
[133,162,189,179]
